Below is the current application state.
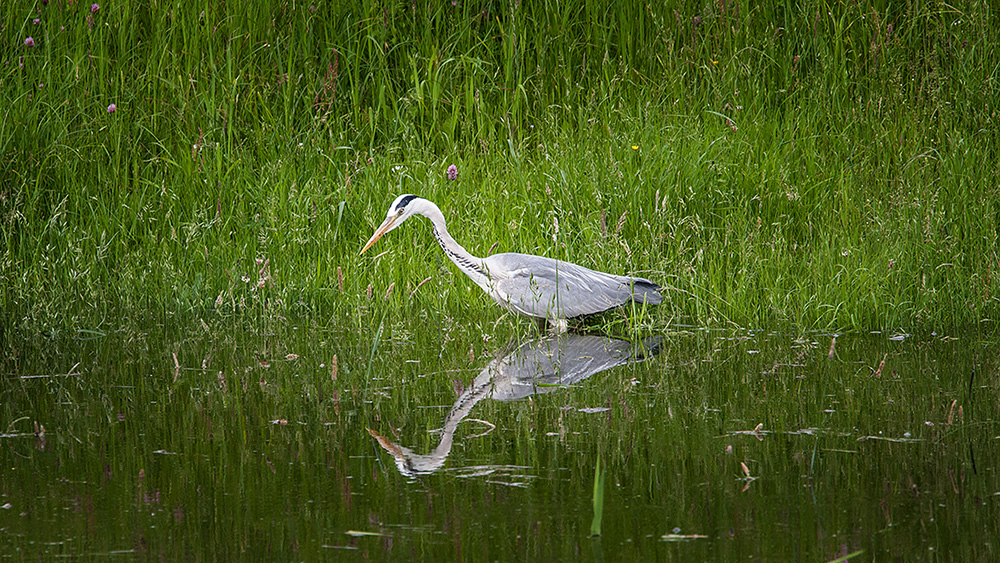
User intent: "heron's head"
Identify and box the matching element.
[360,194,421,254]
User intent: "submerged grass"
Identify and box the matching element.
[2,1,998,339]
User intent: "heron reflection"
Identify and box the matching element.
[368,333,662,477]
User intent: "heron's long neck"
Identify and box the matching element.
[418,200,490,283]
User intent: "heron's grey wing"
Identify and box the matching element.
[484,253,660,319]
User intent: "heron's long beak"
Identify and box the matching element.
[366,427,403,457]
[360,215,399,255]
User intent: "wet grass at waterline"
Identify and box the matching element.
[2,323,997,559]
[2,1,999,336]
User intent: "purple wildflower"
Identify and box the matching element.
[446,164,458,181]
[91,3,100,14]
[33,18,41,25]
[25,37,35,48]
[107,103,116,113]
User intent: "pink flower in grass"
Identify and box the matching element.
[91,3,100,14]
[25,37,36,47]
[446,164,458,181]
[107,103,116,113]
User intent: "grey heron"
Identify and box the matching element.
[360,194,662,329]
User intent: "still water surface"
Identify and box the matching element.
[2,322,997,560]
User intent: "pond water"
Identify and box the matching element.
[2,321,997,560]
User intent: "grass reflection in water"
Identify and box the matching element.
[1,325,997,561]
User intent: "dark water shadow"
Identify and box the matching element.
[368,333,662,477]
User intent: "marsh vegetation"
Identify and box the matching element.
[2,1,997,333]
[2,1,999,560]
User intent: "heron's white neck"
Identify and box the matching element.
[411,198,490,284]
[374,355,506,475]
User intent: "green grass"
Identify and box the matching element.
[2,1,998,338]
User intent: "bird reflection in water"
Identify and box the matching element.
[368,333,662,477]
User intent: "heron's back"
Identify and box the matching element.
[482,253,661,320]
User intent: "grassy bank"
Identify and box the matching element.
[2,1,998,337]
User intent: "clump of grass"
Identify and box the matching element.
[2,1,997,339]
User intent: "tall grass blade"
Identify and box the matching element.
[590,456,606,537]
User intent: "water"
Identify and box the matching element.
[2,322,997,560]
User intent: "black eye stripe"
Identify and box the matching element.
[395,194,418,212]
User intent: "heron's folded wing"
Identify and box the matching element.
[486,254,642,318]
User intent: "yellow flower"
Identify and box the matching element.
[631,145,639,150]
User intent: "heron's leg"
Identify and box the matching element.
[546,318,568,334]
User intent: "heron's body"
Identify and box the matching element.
[361,195,661,328]
[479,252,661,320]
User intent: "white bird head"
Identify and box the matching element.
[360,194,422,254]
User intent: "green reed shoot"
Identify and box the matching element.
[591,456,606,537]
